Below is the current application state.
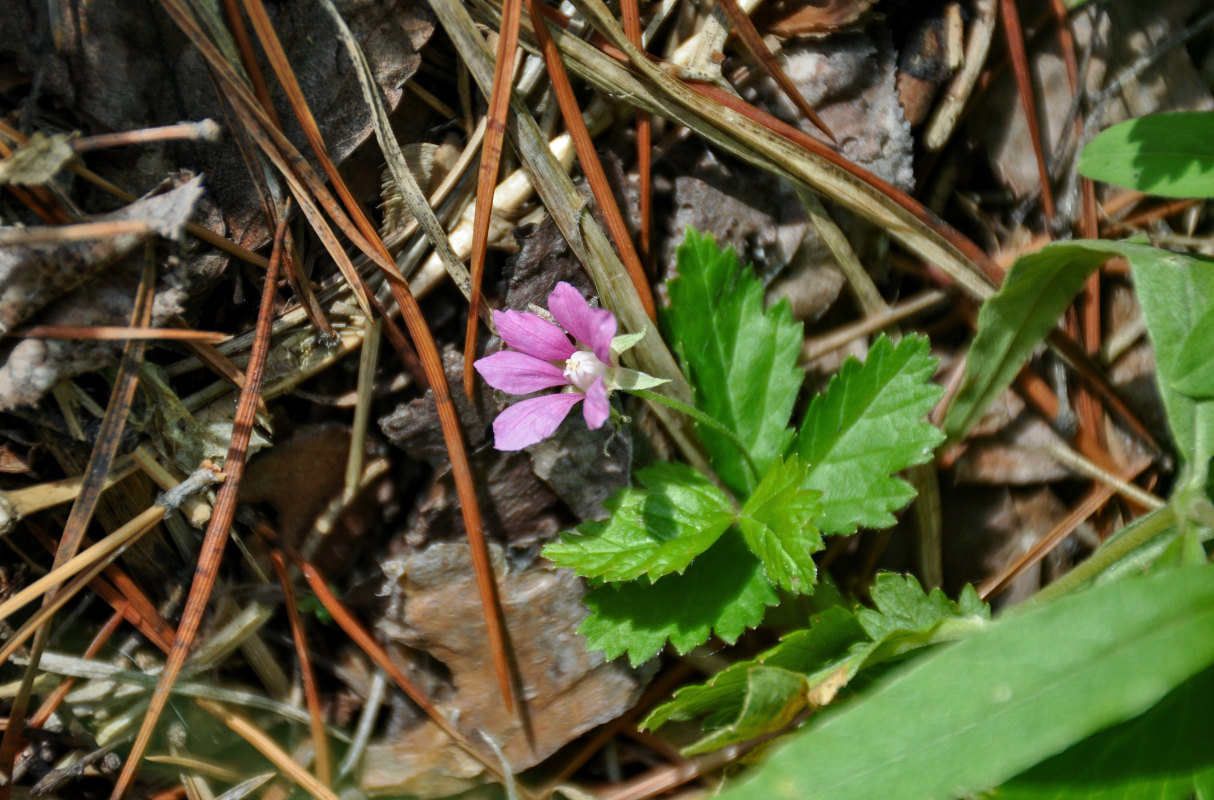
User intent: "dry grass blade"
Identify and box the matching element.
[12,325,228,342]
[0,507,165,641]
[107,217,284,800]
[0,457,137,536]
[269,551,331,787]
[716,0,836,142]
[195,699,341,800]
[466,0,524,400]
[0,253,156,794]
[525,0,1000,300]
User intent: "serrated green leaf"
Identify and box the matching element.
[542,462,735,583]
[717,565,1214,800]
[997,664,1214,800]
[738,455,822,593]
[1079,112,1214,198]
[578,531,779,667]
[663,230,803,496]
[642,605,864,739]
[791,335,943,535]
[856,572,988,641]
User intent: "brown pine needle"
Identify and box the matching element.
[525,0,657,323]
[270,551,332,788]
[717,0,836,143]
[465,0,524,401]
[619,0,652,270]
[999,0,1055,224]
[107,215,285,800]
[195,699,341,800]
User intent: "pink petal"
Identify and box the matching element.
[492,392,584,450]
[548,282,617,364]
[474,351,568,394]
[493,309,575,361]
[582,376,610,429]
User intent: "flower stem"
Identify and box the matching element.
[628,389,759,482]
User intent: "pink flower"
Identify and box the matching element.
[475,282,618,451]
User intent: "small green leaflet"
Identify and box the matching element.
[857,572,989,642]
[542,462,735,583]
[578,531,779,667]
[662,230,803,497]
[793,335,944,536]
[643,575,988,754]
[737,455,822,593]
[1079,112,1214,198]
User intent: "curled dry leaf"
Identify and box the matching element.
[0,131,76,185]
[363,541,646,797]
[0,177,209,410]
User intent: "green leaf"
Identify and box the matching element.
[578,530,779,667]
[641,606,865,748]
[1079,112,1214,198]
[1171,302,1214,398]
[997,664,1214,799]
[1130,248,1214,484]
[942,244,1111,441]
[856,573,988,641]
[542,462,735,583]
[942,240,1214,478]
[792,335,944,535]
[717,565,1214,800]
[663,230,803,497]
[738,456,823,593]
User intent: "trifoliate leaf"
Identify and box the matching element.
[578,531,779,666]
[737,455,823,593]
[543,462,735,583]
[663,230,803,497]
[792,335,944,536]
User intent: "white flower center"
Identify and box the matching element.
[564,349,607,391]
